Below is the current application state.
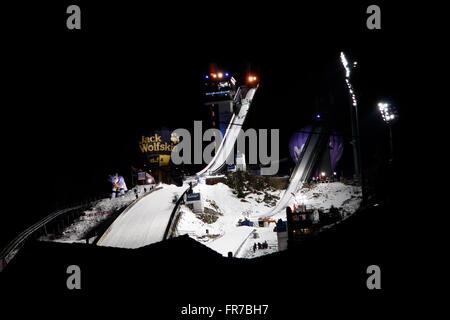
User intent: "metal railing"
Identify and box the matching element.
[163,188,189,240]
[0,204,90,272]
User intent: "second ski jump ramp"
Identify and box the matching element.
[196,87,257,176]
[97,185,187,249]
[257,126,327,218]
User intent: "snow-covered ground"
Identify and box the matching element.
[39,179,361,260]
[175,182,282,254]
[97,184,187,248]
[38,185,154,244]
[176,182,361,258]
[271,182,362,220]
[236,227,278,259]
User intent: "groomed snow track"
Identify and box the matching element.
[257,125,329,218]
[97,185,188,249]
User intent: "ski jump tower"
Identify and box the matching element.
[203,70,237,136]
[197,69,258,177]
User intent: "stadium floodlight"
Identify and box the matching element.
[340,52,350,78]
[378,102,398,124]
[340,51,364,203]
[378,101,398,163]
[340,52,358,107]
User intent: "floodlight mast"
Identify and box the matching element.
[378,102,397,163]
[340,52,362,180]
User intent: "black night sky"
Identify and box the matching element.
[1,1,416,247]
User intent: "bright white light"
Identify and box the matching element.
[341,52,358,108]
[378,101,397,123]
[218,72,223,78]
[340,52,350,78]
[321,172,326,177]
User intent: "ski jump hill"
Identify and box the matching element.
[96,85,328,250]
[97,185,187,248]
[96,85,258,250]
[196,85,328,218]
[256,124,328,218]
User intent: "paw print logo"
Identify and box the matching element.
[171,132,180,144]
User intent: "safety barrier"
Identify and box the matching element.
[163,188,189,240]
[234,229,257,258]
[0,204,89,272]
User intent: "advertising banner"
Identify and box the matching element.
[139,128,180,167]
[137,172,146,180]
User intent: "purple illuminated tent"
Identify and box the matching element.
[288,125,312,164]
[289,126,344,173]
[329,131,344,172]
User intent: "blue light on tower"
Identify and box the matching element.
[225,72,229,77]
[205,75,209,79]
[316,114,321,119]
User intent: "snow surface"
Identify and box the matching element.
[40,179,361,260]
[259,126,326,218]
[97,184,187,249]
[176,182,361,258]
[176,182,281,237]
[237,227,279,259]
[39,185,152,244]
[207,226,255,257]
[271,182,362,220]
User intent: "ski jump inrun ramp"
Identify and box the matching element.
[196,86,257,176]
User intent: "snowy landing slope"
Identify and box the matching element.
[97,184,187,249]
